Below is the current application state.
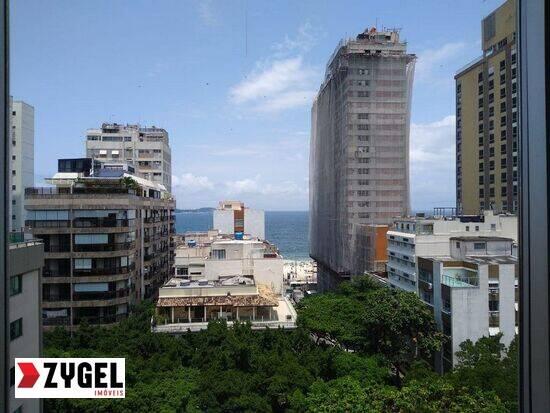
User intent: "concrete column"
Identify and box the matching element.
[236,307,239,321]
[203,306,206,322]
[252,306,256,321]
[171,307,174,323]
[219,305,222,319]
[188,306,191,323]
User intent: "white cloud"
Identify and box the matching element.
[415,42,466,81]
[224,175,307,197]
[172,173,214,193]
[272,21,320,56]
[410,115,456,209]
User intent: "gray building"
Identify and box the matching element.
[417,236,517,373]
[8,237,44,413]
[85,123,172,193]
[25,158,175,330]
[310,28,416,291]
[10,99,34,232]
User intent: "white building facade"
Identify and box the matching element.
[213,201,265,240]
[386,211,517,292]
[10,100,34,232]
[85,123,172,192]
[417,237,517,373]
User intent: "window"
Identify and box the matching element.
[10,274,22,296]
[475,225,480,231]
[212,249,226,259]
[10,318,23,340]
[474,242,485,250]
[11,184,15,190]
[466,226,470,232]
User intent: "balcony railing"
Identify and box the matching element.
[26,220,71,228]
[43,268,71,277]
[73,264,135,277]
[73,218,135,228]
[25,186,137,196]
[73,288,130,301]
[441,273,479,288]
[73,241,135,252]
[43,294,71,302]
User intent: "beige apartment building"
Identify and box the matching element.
[25,158,175,329]
[86,123,172,192]
[456,0,518,214]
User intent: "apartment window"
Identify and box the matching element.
[456,83,461,93]
[11,199,15,205]
[479,175,484,185]
[478,72,483,82]
[500,88,506,98]
[488,79,494,90]
[489,93,494,103]
[11,184,15,190]
[490,187,495,197]
[501,129,507,140]
[475,225,480,231]
[176,267,189,276]
[489,299,500,312]
[501,144,507,154]
[489,147,495,157]
[489,106,494,117]
[466,226,470,232]
[501,116,506,127]
[478,84,483,94]
[478,111,484,121]
[502,172,507,182]
[10,318,23,340]
[10,274,22,296]
[357,91,369,97]
[489,160,495,170]
[478,136,484,146]
[478,98,483,108]
[358,135,369,141]
[211,249,226,260]
[501,157,507,168]
[502,186,507,196]
[124,136,132,141]
[500,101,506,112]
[478,123,484,133]
[11,154,15,160]
[489,133,495,143]
[489,174,495,184]
[499,59,506,70]
[479,162,484,172]
[500,73,506,85]
[474,242,485,250]
[489,120,494,130]
[479,149,484,159]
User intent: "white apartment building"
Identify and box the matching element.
[9,238,44,413]
[85,123,172,192]
[174,232,283,294]
[10,100,34,232]
[386,210,517,292]
[213,201,265,240]
[153,232,294,333]
[418,237,517,373]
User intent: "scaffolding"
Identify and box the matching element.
[310,28,416,290]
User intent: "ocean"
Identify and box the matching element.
[174,210,310,261]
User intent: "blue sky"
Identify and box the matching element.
[12,0,504,211]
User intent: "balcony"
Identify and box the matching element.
[45,244,71,253]
[43,268,71,277]
[73,264,135,277]
[25,186,137,196]
[73,241,135,252]
[26,220,71,228]
[43,316,71,327]
[441,269,479,288]
[73,288,130,301]
[73,218,135,228]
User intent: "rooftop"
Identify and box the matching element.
[451,236,514,242]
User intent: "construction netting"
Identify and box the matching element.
[309,32,416,290]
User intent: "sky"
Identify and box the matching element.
[11,0,505,211]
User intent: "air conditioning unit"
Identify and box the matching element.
[427,283,433,290]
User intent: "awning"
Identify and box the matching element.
[99,150,107,155]
[111,150,119,155]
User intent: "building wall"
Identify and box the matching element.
[456,0,518,214]
[10,100,34,231]
[244,209,265,240]
[9,241,43,413]
[496,263,516,346]
[213,209,235,235]
[450,265,489,366]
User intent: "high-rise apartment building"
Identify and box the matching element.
[9,99,34,232]
[8,237,43,413]
[456,0,518,215]
[310,28,416,290]
[86,123,172,193]
[25,158,175,329]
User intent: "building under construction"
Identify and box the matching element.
[309,28,416,291]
